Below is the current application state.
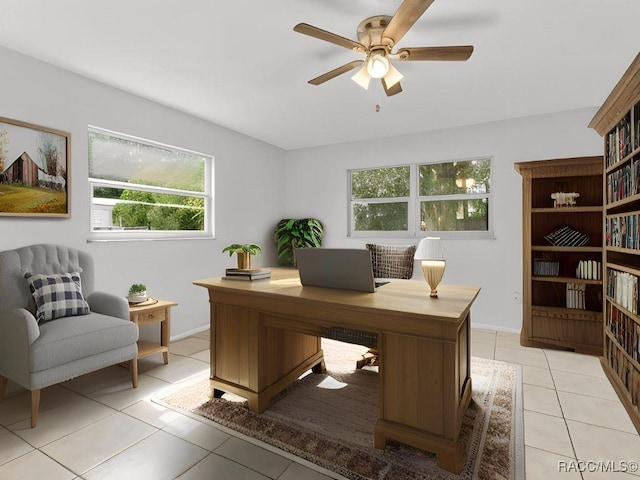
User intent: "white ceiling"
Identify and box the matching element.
[0,0,638,150]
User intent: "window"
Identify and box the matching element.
[349,158,492,238]
[88,127,213,241]
[351,166,410,232]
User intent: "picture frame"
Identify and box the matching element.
[0,116,71,217]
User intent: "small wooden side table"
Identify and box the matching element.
[129,299,178,364]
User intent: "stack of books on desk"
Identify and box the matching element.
[223,268,272,281]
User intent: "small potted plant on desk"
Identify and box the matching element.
[128,283,148,304]
[222,243,262,270]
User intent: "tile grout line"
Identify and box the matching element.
[542,349,584,480]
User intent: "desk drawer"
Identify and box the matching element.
[137,309,166,325]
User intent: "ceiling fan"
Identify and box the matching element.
[293,0,473,97]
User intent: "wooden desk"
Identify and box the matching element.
[194,270,479,473]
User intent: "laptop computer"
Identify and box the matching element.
[294,248,389,293]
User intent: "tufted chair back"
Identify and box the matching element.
[0,244,95,314]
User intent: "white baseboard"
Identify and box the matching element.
[171,323,210,342]
[471,322,521,335]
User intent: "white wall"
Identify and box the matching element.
[284,108,604,332]
[0,44,608,336]
[0,46,286,339]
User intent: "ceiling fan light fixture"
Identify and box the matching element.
[351,64,371,90]
[366,52,389,78]
[383,62,404,88]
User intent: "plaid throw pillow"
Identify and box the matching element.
[28,272,90,324]
[366,244,417,279]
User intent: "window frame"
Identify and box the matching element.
[348,157,493,239]
[88,126,214,242]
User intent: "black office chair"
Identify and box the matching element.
[324,244,416,368]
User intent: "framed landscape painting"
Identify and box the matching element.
[0,117,70,217]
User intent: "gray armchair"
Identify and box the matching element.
[0,244,138,427]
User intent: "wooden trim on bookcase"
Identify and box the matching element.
[607,262,640,276]
[589,52,640,136]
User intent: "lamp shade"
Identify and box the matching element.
[414,237,444,260]
[351,64,371,90]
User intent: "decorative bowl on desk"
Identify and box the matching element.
[128,292,148,304]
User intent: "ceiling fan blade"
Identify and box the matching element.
[308,60,364,85]
[294,23,366,52]
[381,0,435,47]
[382,78,403,97]
[396,45,474,61]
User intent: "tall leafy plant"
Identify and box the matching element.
[275,218,323,266]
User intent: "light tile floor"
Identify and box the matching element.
[1,329,639,479]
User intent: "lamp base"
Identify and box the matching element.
[421,260,446,299]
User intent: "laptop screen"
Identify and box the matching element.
[294,248,378,293]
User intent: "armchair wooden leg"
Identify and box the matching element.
[31,390,41,428]
[131,358,138,388]
[0,375,7,401]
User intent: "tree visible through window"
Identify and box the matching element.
[349,158,491,237]
[88,128,213,240]
[351,166,410,231]
[419,158,490,232]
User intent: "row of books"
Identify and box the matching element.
[566,283,586,310]
[544,225,590,247]
[607,268,640,315]
[606,214,640,250]
[606,116,633,168]
[533,258,559,276]
[606,158,640,204]
[607,304,640,363]
[222,268,271,281]
[575,260,601,280]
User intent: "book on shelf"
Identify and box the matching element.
[566,283,586,310]
[544,225,590,247]
[606,115,632,168]
[607,303,640,362]
[607,213,640,250]
[607,267,640,315]
[223,268,272,281]
[534,258,559,276]
[606,159,640,203]
[576,260,601,280]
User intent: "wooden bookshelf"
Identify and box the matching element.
[515,156,604,355]
[589,52,640,434]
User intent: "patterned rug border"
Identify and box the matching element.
[153,357,524,480]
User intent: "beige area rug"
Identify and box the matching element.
[157,339,524,480]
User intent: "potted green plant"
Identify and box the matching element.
[222,243,262,269]
[128,283,148,303]
[274,218,323,266]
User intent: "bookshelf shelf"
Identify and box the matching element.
[531,206,603,214]
[533,276,602,285]
[532,246,602,253]
[516,156,604,355]
[589,52,640,434]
